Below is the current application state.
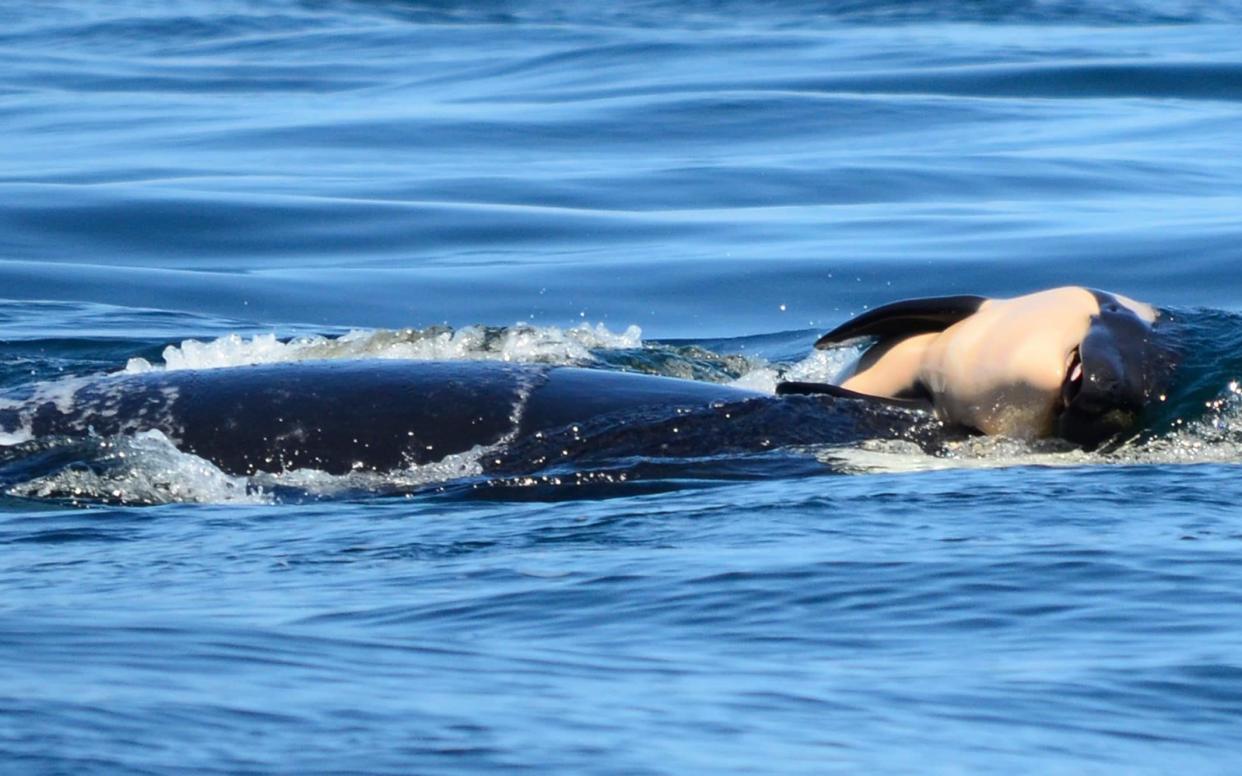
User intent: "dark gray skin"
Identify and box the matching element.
[1056,293,1176,448]
[0,360,947,477]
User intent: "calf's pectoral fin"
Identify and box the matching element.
[813,295,987,349]
[804,294,986,404]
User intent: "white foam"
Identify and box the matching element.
[729,345,860,394]
[0,428,33,446]
[818,437,1094,475]
[1123,380,1242,465]
[251,444,494,498]
[125,322,644,374]
[7,430,269,505]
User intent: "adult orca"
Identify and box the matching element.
[0,360,942,477]
[778,286,1175,448]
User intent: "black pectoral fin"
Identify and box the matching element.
[814,295,987,349]
[776,381,934,412]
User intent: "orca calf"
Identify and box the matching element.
[780,286,1175,448]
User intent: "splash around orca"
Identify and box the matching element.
[0,287,1176,479]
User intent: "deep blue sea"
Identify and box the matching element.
[5,1,1242,772]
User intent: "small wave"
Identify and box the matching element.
[119,320,843,396]
[4,431,269,506]
[1128,380,1242,464]
[820,437,1094,474]
[729,346,858,393]
[124,322,644,373]
[0,429,519,506]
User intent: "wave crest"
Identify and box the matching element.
[125,322,644,373]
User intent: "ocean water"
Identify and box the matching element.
[4,0,1242,772]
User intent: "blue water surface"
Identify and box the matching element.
[4,0,1242,772]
